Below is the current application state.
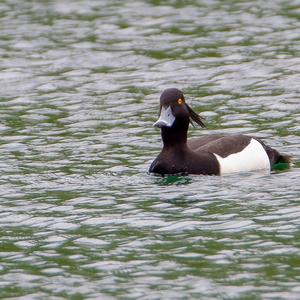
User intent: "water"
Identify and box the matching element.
[1,0,300,299]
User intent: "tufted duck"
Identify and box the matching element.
[149,88,290,175]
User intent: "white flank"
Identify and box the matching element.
[214,138,271,175]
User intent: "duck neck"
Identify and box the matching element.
[161,124,188,150]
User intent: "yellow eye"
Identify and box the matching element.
[177,98,183,105]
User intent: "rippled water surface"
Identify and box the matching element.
[1,0,300,299]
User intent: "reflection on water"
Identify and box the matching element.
[156,175,193,186]
[0,0,300,299]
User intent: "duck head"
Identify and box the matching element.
[154,88,205,129]
[154,88,205,147]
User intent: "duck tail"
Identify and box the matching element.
[278,154,292,164]
[272,153,292,171]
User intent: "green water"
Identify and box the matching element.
[1,0,300,299]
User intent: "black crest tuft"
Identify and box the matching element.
[187,104,206,128]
